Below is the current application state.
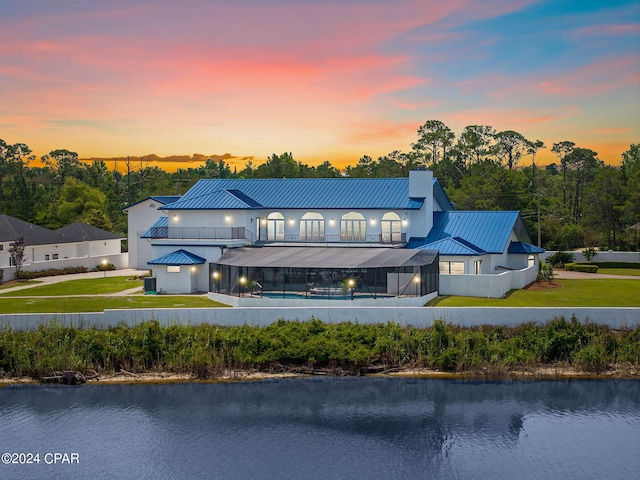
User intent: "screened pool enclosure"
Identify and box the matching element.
[210,247,439,300]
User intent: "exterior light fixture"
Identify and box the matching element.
[101,259,108,278]
[370,218,376,226]
[402,218,408,226]
[329,218,335,225]
[289,217,295,225]
[225,214,232,223]
[239,276,246,284]
[212,271,219,280]
[348,278,355,300]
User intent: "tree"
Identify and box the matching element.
[254,152,300,178]
[41,149,82,186]
[551,141,575,206]
[411,120,455,167]
[493,130,529,170]
[56,178,108,227]
[455,125,496,168]
[564,148,603,223]
[583,166,624,248]
[9,237,25,275]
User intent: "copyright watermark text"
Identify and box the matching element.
[2,452,80,465]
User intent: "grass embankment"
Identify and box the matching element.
[0,277,227,312]
[1,318,638,381]
[430,279,640,307]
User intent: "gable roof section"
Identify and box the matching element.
[0,214,55,246]
[162,178,427,211]
[55,223,123,242]
[141,217,168,238]
[148,249,206,265]
[409,211,525,254]
[122,195,181,211]
[409,236,485,256]
[433,179,454,211]
[508,241,545,254]
[162,189,264,210]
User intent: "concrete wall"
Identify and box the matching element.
[1,306,638,331]
[0,253,128,282]
[439,265,538,298]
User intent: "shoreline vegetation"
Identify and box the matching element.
[1,318,638,385]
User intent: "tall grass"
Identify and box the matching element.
[1,318,638,380]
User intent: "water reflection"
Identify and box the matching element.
[1,378,638,480]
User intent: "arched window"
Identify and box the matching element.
[381,212,401,243]
[300,212,325,241]
[341,212,366,241]
[266,212,285,241]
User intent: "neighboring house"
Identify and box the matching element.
[0,214,125,281]
[129,170,543,299]
[123,196,181,269]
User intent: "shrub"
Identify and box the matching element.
[16,266,90,280]
[546,251,575,268]
[583,247,598,262]
[564,263,599,273]
[537,263,554,282]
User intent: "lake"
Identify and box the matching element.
[1,378,638,480]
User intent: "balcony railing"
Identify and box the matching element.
[148,226,254,242]
[258,233,406,245]
[147,226,405,245]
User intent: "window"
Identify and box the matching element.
[340,212,365,241]
[439,261,465,275]
[52,254,59,260]
[300,212,325,241]
[167,266,181,273]
[0,244,3,251]
[266,212,285,241]
[45,254,50,261]
[474,261,482,274]
[527,255,535,268]
[381,212,401,243]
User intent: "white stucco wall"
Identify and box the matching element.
[439,265,538,298]
[2,306,638,331]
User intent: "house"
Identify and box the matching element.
[123,195,181,269]
[0,214,125,282]
[131,170,543,300]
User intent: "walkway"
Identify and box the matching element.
[554,270,640,280]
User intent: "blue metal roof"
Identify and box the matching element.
[409,211,522,254]
[141,217,168,238]
[508,241,545,254]
[148,249,206,265]
[123,195,181,211]
[164,189,264,210]
[162,178,429,211]
[410,237,485,255]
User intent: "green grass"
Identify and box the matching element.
[597,268,640,276]
[430,279,640,307]
[0,277,143,296]
[0,295,228,313]
[0,280,41,291]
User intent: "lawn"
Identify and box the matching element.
[0,295,228,313]
[597,268,640,276]
[0,277,143,296]
[429,279,640,307]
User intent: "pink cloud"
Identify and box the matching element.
[538,55,640,96]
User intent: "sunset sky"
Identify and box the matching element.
[1,0,638,171]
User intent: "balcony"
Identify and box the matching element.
[257,233,406,245]
[147,226,255,242]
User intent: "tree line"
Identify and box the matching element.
[1,121,638,250]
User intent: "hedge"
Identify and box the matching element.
[564,263,599,273]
